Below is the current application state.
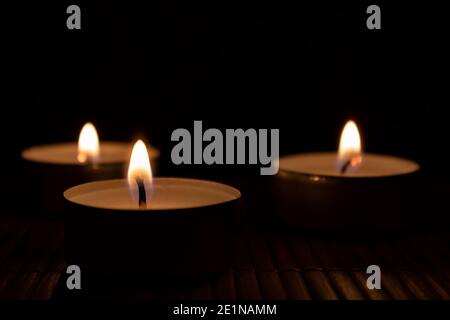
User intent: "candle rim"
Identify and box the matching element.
[64,177,241,211]
[279,151,420,179]
[22,141,160,166]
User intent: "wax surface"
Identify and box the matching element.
[64,178,241,210]
[22,142,159,165]
[279,152,419,178]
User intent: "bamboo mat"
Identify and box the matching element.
[0,215,449,300]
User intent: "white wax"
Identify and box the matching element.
[279,152,419,178]
[64,178,241,210]
[22,142,159,165]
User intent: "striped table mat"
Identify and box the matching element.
[0,215,449,300]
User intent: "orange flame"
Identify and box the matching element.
[337,120,362,173]
[127,140,153,207]
[78,122,99,164]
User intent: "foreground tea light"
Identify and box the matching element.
[64,140,241,280]
[273,120,420,230]
[21,123,160,214]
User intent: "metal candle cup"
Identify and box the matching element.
[63,178,241,281]
[274,152,420,230]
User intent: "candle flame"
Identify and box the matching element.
[337,120,362,173]
[78,122,99,164]
[127,140,153,207]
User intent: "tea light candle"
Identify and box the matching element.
[64,140,241,280]
[21,123,160,214]
[279,153,419,178]
[65,178,240,210]
[273,120,420,230]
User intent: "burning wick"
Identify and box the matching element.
[338,120,362,174]
[135,177,147,208]
[78,122,99,165]
[128,139,152,209]
[340,155,362,174]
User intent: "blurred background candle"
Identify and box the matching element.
[272,120,420,231]
[64,140,241,280]
[21,122,160,215]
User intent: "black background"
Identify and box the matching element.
[1,1,447,180]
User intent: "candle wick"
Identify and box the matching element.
[135,177,147,208]
[340,159,352,174]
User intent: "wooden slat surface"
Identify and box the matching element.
[0,215,449,300]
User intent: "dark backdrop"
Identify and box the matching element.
[2,1,447,180]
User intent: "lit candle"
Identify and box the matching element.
[273,120,420,230]
[64,140,241,280]
[21,122,160,214]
